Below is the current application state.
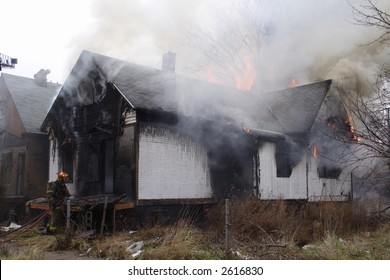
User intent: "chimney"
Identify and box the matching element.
[162,52,176,73]
[34,69,51,87]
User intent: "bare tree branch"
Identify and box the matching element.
[349,0,390,44]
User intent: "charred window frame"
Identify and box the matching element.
[317,166,342,179]
[275,141,292,178]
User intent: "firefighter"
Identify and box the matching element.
[46,171,70,234]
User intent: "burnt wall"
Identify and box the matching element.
[80,85,121,196]
[116,125,136,199]
[204,124,257,200]
[138,113,257,201]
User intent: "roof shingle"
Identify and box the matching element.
[2,73,60,133]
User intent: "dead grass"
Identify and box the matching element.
[88,234,134,259]
[201,197,386,259]
[288,223,390,260]
[0,246,45,260]
[2,198,389,260]
[138,220,221,260]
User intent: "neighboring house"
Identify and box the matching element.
[40,50,353,213]
[0,72,60,220]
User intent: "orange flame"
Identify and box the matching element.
[288,79,297,88]
[313,145,318,158]
[235,59,256,92]
[345,116,360,143]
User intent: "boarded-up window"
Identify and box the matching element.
[1,152,12,190]
[138,124,212,200]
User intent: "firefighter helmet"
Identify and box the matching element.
[57,171,69,180]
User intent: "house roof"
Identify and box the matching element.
[1,73,60,134]
[252,80,331,134]
[52,50,331,135]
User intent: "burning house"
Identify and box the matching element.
[0,72,60,220]
[32,50,353,227]
[252,81,353,201]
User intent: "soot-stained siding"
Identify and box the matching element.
[258,141,352,201]
[137,123,212,200]
[307,155,352,201]
[259,142,308,200]
[116,125,136,198]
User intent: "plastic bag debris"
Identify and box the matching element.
[1,222,21,232]
[126,241,144,254]
[79,247,92,257]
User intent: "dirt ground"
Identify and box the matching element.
[0,219,100,260]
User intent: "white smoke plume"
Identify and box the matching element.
[69,0,219,70]
[69,0,390,95]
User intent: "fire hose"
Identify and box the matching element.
[0,200,64,244]
[0,194,127,244]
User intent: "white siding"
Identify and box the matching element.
[138,125,212,200]
[307,156,351,201]
[258,141,352,201]
[48,140,58,182]
[124,109,136,125]
[258,142,307,200]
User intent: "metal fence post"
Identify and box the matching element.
[101,196,108,236]
[225,199,231,256]
[66,199,70,229]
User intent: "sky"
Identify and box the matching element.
[1,0,219,84]
[1,0,94,83]
[1,0,389,92]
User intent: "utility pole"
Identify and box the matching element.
[0,53,18,71]
[225,199,232,256]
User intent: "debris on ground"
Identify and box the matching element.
[131,250,143,258]
[302,244,317,250]
[126,241,144,258]
[79,248,92,257]
[1,222,21,232]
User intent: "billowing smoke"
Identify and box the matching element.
[70,0,390,96]
[69,0,219,70]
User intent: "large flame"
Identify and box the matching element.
[235,59,256,92]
